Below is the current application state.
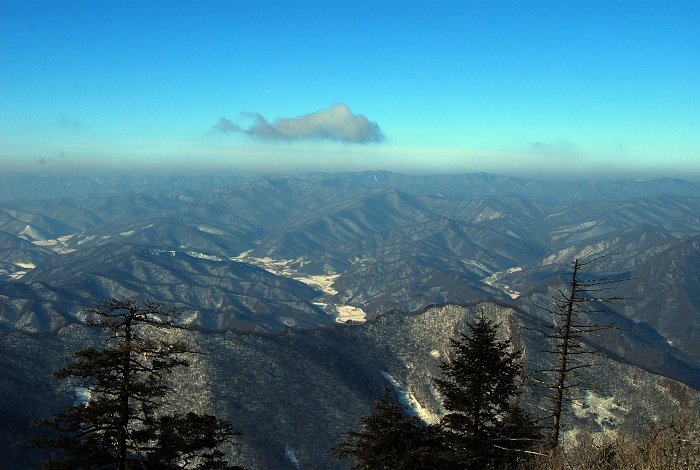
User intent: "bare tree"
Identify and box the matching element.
[532,255,626,451]
[529,410,700,469]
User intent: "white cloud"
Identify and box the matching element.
[213,103,384,144]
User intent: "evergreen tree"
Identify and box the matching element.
[331,385,439,469]
[24,298,244,470]
[494,403,544,469]
[435,314,536,469]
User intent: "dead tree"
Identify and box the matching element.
[532,254,626,451]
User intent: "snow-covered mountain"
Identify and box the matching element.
[2,171,700,467]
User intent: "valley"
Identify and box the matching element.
[232,251,368,322]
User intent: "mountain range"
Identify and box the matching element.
[1,171,700,468]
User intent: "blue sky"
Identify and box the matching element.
[1,0,698,179]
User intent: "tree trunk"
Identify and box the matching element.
[550,258,579,449]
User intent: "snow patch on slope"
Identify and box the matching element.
[284,444,301,469]
[381,372,440,424]
[573,390,626,431]
[8,262,36,279]
[482,267,522,299]
[18,225,45,241]
[474,208,504,223]
[541,242,608,266]
[185,251,226,261]
[75,386,91,405]
[197,225,226,235]
[234,252,367,322]
[32,235,76,254]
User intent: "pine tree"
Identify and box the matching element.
[494,403,544,469]
[435,314,537,469]
[331,385,439,469]
[24,298,244,470]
